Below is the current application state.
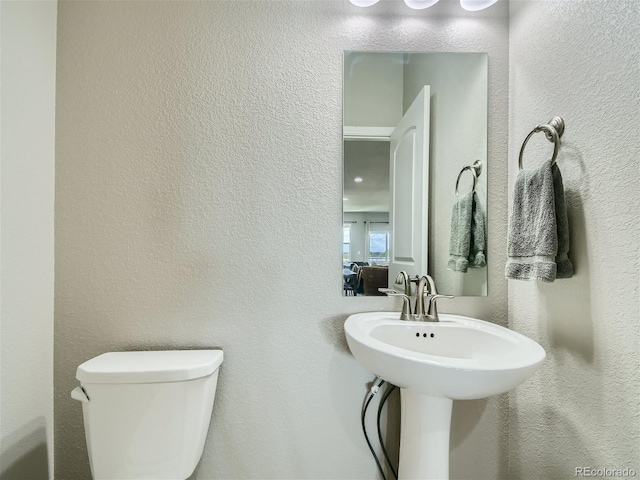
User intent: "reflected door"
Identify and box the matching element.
[388,86,430,289]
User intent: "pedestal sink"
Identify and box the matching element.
[344,312,545,480]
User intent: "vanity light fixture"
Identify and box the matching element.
[404,0,440,9]
[348,0,498,10]
[460,0,498,10]
[354,177,364,183]
[348,0,380,6]
[348,0,440,9]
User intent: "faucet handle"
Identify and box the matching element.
[379,288,402,295]
[426,294,454,307]
[378,288,412,320]
[423,293,454,300]
[424,294,454,321]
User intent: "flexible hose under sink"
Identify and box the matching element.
[361,377,398,480]
[377,383,398,479]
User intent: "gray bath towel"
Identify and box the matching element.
[448,191,486,272]
[505,160,573,282]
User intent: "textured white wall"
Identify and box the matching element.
[0,1,57,478]
[508,1,639,478]
[54,1,509,478]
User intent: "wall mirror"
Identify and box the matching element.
[343,51,488,297]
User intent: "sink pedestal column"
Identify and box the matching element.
[398,389,453,480]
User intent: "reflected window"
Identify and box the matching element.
[343,224,351,262]
[369,223,389,264]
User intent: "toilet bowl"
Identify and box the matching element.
[71,350,223,480]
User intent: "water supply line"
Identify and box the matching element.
[361,376,399,480]
[377,383,398,479]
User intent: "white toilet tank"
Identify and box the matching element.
[72,350,223,480]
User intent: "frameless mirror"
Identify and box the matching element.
[343,51,488,297]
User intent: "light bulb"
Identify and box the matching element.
[354,177,364,183]
[349,0,380,7]
[460,0,498,11]
[404,0,440,10]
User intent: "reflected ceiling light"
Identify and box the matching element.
[404,0,441,10]
[348,0,499,10]
[460,0,498,11]
[349,0,380,6]
[354,177,364,183]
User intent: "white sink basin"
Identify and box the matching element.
[345,311,545,400]
[344,312,545,480]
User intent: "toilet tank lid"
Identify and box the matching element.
[76,350,224,384]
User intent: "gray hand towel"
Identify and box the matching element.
[505,160,573,282]
[448,191,486,272]
[469,193,487,268]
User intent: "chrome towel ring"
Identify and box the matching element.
[518,117,565,170]
[455,160,482,196]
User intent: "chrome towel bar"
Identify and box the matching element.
[455,160,482,196]
[518,117,565,170]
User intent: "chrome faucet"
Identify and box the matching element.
[380,272,453,322]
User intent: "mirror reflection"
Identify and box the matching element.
[343,51,488,297]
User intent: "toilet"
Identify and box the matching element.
[71,349,223,480]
